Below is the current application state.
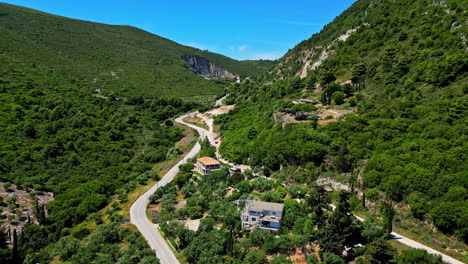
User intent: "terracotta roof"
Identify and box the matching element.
[197,157,220,166]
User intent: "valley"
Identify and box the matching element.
[0,0,466,263]
[143,100,465,264]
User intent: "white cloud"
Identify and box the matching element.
[238,45,248,52]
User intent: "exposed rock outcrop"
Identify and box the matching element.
[269,28,358,79]
[182,55,238,79]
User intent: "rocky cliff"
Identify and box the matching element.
[182,55,238,79]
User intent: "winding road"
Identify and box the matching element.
[131,98,465,264]
[130,112,212,264]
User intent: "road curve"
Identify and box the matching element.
[130,112,206,264]
[199,111,465,264]
[132,104,465,264]
[215,94,229,107]
[343,212,463,264]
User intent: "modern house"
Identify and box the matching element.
[196,157,221,175]
[241,200,284,232]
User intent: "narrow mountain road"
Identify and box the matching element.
[388,233,464,264]
[132,98,464,264]
[332,207,465,264]
[130,112,208,264]
[199,111,465,264]
[215,93,229,107]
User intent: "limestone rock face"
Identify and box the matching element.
[182,55,237,79]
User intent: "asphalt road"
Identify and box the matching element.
[215,94,229,107]
[389,232,464,264]
[132,107,465,264]
[130,112,205,264]
[356,214,464,264]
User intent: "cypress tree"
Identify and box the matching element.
[381,201,395,235]
[11,229,18,263]
[0,229,7,249]
[362,192,366,209]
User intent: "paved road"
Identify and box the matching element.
[215,94,229,107]
[130,112,206,264]
[333,211,465,263]
[389,232,464,264]
[132,101,465,264]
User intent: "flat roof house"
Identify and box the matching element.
[196,157,221,175]
[299,99,317,104]
[241,200,284,232]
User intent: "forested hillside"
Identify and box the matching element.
[0,3,271,98]
[0,50,198,262]
[217,0,467,254]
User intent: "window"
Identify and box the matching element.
[251,217,256,221]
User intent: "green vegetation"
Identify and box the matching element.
[0,49,197,262]
[151,162,447,263]
[0,4,273,262]
[215,0,467,258]
[0,0,467,262]
[191,52,274,77]
[0,3,269,99]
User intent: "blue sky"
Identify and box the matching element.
[3,0,356,60]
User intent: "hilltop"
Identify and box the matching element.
[0,3,272,98]
[267,0,466,85]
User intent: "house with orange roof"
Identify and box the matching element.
[196,156,221,175]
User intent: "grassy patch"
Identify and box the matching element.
[179,95,218,106]
[119,122,197,219]
[182,117,210,131]
[393,227,467,263]
[354,209,467,262]
[388,239,412,254]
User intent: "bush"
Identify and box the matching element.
[179,163,195,173]
[244,249,265,264]
[332,91,346,105]
[236,180,252,193]
[231,172,245,185]
[396,249,443,264]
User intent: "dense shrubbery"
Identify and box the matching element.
[0,54,196,262]
[217,0,467,245]
[153,160,445,263]
[0,3,273,99]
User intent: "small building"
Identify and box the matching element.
[295,111,314,120]
[241,200,284,232]
[196,157,221,175]
[299,99,317,104]
[229,165,241,175]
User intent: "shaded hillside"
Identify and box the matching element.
[0,3,270,98]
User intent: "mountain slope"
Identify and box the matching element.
[217,0,467,259]
[268,0,467,83]
[0,3,271,98]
